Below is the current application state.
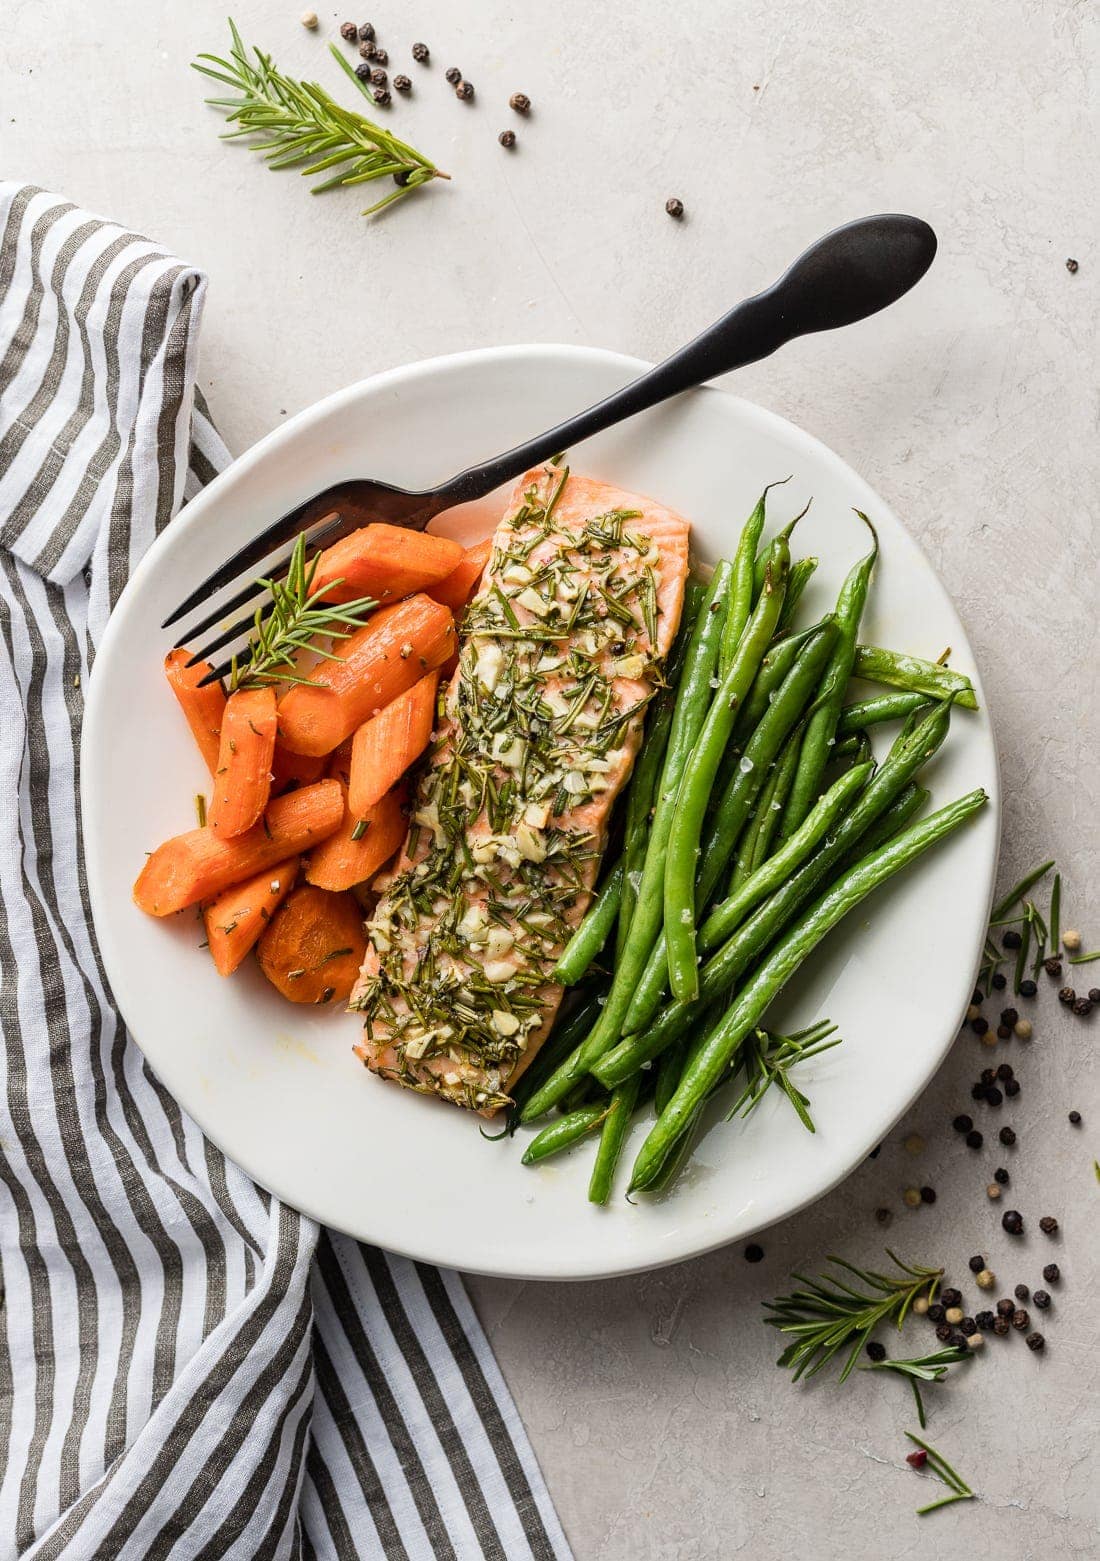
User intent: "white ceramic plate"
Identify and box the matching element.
[83,346,999,1280]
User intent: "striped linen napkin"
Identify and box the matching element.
[0,182,570,1561]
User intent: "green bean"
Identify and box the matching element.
[733,616,832,747]
[990,859,1054,922]
[751,496,808,599]
[588,1072,642,1204]
[552,860,624,985]
[628,786,989,1189]
[837,690,927,735]
[520,562,734,1121]
[779,516,877,839]
[507,985,606,1117]
[617,583,705,959]
[897,701,934,744]
[846,783,927,858]
[698,763,874,954]
[521,1101,609,1165]
[852,645,978,709]
[624,679,858,1037]
[830,731,871,763]
[594,700,955,1089]
[777,556,818,631]
[718,490,769,678]
[731,726,803,889]
[665,543,790,1000]
[654,1038,686,1114]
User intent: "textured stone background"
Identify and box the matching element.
[7,1,1098,1554]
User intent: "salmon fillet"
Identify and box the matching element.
[350,464,691,1112]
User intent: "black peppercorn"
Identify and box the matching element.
[920,1186,936,1204]
[965,1129,983,1149]
[1066,256,1079,272]
[971,1015,989,1035]
[981,1068,996,1084]
[992,972,1007,989]
[1002,1209,1024,1235]
[355,62,372,80]
[665,197,685,219]
[444,66,462,84]
[1026,1331,1045,1350]
[744,1243,764,1262]
[972,988,984,1005]
[1014,1283,1029,1301]
[927,1302,945,1323]
[975,1309,995,1330]
[994,1167,1010,1184]
[1005,1078,1021,1098]
[498,129,516,147]
[359,41,377,59]
[1000,1007,1018,1026]
[1073,998,1093,1016]
[1058,986,1076,1006]
[357,21,375,41]
[953,1114,974,1133]
[970,1083,985,1101]
[372,87,391,105]
[874,1206,892,1225]
[1042,1263,1060,1283]
[370,67,387,86]
[1019,979,1037,997]
[935,1322,953,1342]
[1043,956,1062,977]
[1091,989,1100,1005]
[391,170,410,186]
[984,1085,1003,1107]
[394,74,412,93]
[948,1330,969,1350]
[941,1287,962,1309]
[1033,1289,1051,1310]
[996,1063,1014,1081]
[1003,929,1022,949]
[996,1297,1015,1317]
[996,1023,1011,1039]
[999,1126,1016,1146]
[372,47,388,66]
[1068,1110,1082,1125]
[867,1145,881,1160]
[993,1315,1011,1336]
[865,1340,887,1361]
[960,1316,976,1334]
[1039,1215,1059,1235]
[455,80,474,100]
[412,42,429,64]
[340,20,358,41]
[968,1254,985,1273]
[509,92,531,113]
[1011,1308,1029,1330]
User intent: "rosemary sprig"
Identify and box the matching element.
[1069,949,1100,965]
[231,532,377,691]
[726,1020,843,1133]
[859,1346,970,1428]
[763,1251,943,1383]
[906,1433,975,1515]
[193,21,448,218]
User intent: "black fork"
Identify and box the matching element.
[166,213,936,683]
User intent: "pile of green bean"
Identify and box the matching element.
[514,486,988,1204]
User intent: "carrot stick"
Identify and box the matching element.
[203,857,299,976]
[257,885,367,1004]
[270,744,326,796]
[311,524,463,605]
[305,781,408,893]
[134,780,343,917]
[209,688,278,838]
[326,737,355,786]
[348,670,439,816]
[425,538,492,615]
[164,649,226,774]
[277,594,454,757]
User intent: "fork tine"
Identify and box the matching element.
[180,578,269,660]
[161,502,353,629]
[188,604,265,673]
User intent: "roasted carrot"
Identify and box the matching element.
[348,670,439,816]
[305,781,408,893]
[311,524,463,605]
[208,688,278,838]
[426,538,492,616]
[203,858,299,976]
[256,885,367,1004]
[277,594,454,757]
[270,744,326,796]
[326,737,355,787]
[164,649,226,774]
[134,780,343,917]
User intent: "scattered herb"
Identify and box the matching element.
[906,1433,975,1515]
[859,1347,971,1428]
[195,794,207,827]
[726,1020,842,1132]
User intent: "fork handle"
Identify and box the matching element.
[438,213,935,507]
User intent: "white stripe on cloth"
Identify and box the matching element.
[0,181,572,1561]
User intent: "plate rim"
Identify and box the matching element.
[83,342,1001,1280]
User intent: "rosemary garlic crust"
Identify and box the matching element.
[351,464,690,1111]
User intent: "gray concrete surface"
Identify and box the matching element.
[6,1,1098,1555]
